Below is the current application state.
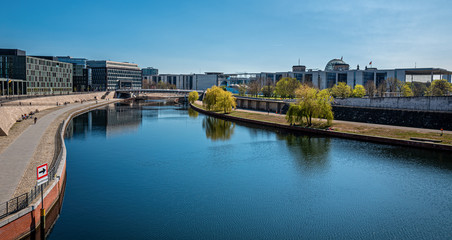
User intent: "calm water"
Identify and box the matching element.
[49,103,452,239]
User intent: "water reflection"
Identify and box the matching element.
[53,105,452,240]
[202,116,235,141]
[187,107,199,118]
[277,133,331,170]
[66,104,142,139]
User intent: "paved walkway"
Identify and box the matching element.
[0,100,109,204]
[237,108,452,134]
[194,101,451,135]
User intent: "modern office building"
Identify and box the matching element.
[224,58,452,90]
[0,49,26,95]
[56,57,92,91]
[0,49,73,95]
[142,67,158,76]
[147,73,217,90]
[142,67,159,89]
[87,61,141,91]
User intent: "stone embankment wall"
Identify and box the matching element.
[0,98,118,240]
[235,96,452,130]
[235,97,288,113]
[333,106,452,130]
[0,92,114,136]
[334,96,452,112]
[191,104,452,152]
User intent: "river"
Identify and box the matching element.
[48,103,452,239]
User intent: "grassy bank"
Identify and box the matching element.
[193,103,452,146]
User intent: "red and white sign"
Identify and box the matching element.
[37,163,48,186]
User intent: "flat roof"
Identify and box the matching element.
[398,68,452,75]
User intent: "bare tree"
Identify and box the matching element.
[386,77,402,94]
[376,80,386,97]
[262,79,275,98]
[364,80,376,97]
[247,80,262,97]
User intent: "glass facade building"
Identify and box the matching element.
[56,57,92,91]
[87,61,141,91]
[0,49,72,95]
[142,67,158,76]
[26,57,73,94]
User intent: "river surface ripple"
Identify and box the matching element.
[48,103,452,239]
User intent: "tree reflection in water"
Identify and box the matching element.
[202,116,235,141]
[277,133,331,170]
[188,108,199,118]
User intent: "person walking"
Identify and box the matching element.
[34,117,37,124]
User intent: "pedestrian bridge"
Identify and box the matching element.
[116,89,203,95]
[115,89,204,100]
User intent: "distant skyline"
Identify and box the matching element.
[1,0,451,74]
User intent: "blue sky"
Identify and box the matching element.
[1,0,451,73]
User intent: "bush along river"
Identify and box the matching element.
[48,102,452,239]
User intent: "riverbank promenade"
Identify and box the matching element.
[0,99,117,205]
[193,100,452,149]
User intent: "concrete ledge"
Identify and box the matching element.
[0,92,112,136]
[0,99,122,240]
[190,104,452,152]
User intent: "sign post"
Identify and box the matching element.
[37,163,48,239]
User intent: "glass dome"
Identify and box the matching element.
[325,59,348,71]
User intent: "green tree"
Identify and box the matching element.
[216,90,237,113]
[407,82,428,96]
[352,84,366,98]
[285,104,302,125]
[202,86,236,113]
[425,79,452,96]
[287,85,334,126]
[203,86,223,110]
[331,82,352,98]
[317,89,334,125]
[188,91,199,103]
[401,84,414,97]
[275,77,300,98]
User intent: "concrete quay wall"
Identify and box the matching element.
[0,99,118,240]
[0,139,67,240]
[235,96,452,130]
[334,96,452,112]
[191,104,452,152]
[236,97,287,113]
[0,92,114,136]
[332,106,452,130]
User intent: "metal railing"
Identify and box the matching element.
[0,122,65,219]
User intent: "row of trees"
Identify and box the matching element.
[202,86,237,113]
[199,84,333,127]
[238,77,452,98]
[146,81,177,89]
[363,78,452,97]
[240,77,301,98]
